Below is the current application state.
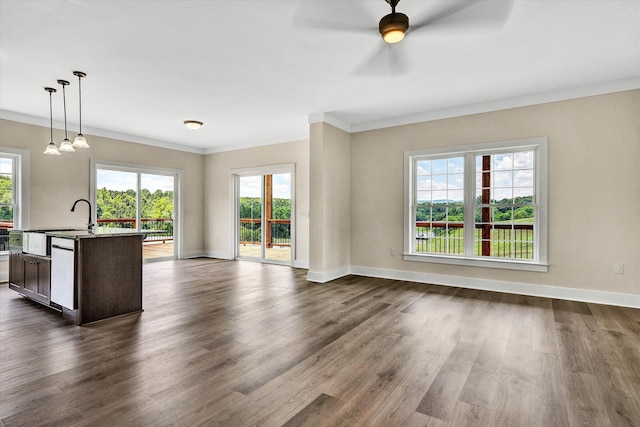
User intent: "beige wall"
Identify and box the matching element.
[3,90,638,301]
[203,139,310,265]
[308,122,351,277]
[0,119,205,258]
[350,90,640,296]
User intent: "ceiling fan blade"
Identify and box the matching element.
[355,41,409,76]
[410,0,514,35]
[294,0,378,33]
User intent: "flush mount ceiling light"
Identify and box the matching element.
[72,71,89,148]
[43,87,60,155]
[184,120,203,130]
[57,79,75,152]
[379,0,409,44]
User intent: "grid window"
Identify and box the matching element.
[474,150,535,259]
[1,156,15,228]
[404,137,547,271]
[0,155,17,252]
[414,156,464,255]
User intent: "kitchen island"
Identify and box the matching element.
[9,228,145,325]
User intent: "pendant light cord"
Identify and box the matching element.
[78,75,82,134]
[62,84,68,139]
[49,91,54,142]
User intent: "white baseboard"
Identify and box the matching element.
[306,266,350,283]
[293,259,309,269]
[190,250,308,268]
[350,265,640,309]
[200,250,234,260]
[180,250,207,259]
[143,252,639,308]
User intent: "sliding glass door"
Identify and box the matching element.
[140,173,175,259]
[93,162,178,261]
[235,166,293,265]
[238,175,263,258]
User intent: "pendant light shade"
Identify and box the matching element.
[57,79,75,152]
[43,87,61,156]
[72,71,89,148]
[73,133,88,148]
[59,139,75,152]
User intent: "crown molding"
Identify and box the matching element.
[203,132,309,155]
[308,112,351,133]
[0,110,205,154]
[4,77,638,155]
[348,77,640,133]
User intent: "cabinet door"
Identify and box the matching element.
[9,252,24,292]
[22,256,38,298]
[36,258,51,305]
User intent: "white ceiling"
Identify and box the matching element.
[1,0,639,154]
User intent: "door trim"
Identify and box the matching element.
[230,163,295,266]
[90,159,183,260]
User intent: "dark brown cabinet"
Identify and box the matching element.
[8,252,23,292]
[9,231,143,325]
[10,253,51,306]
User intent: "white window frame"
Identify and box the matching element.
[0,148,29,259]
[90,159,183,260]
[230,163,296,266]
[403,137,548,272]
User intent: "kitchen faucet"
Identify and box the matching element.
[71,198,94,232]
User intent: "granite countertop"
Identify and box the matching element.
[45,229,148,240]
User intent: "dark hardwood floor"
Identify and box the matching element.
[1,258,639,426]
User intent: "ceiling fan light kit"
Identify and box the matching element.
[379,12,409,44]
[380,0,409,44]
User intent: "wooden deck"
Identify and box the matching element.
[143,241,174,259]
[238,243,291,262]
[142,242,291,262]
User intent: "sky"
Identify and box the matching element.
[416,151,534,202]
[97,169,175,192]
[240,173,291,199]
[0,158,12,174]
[97,169,291,198]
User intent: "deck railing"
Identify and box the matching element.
[239,218,291,247]
[0,222,10,251]
[97,218,174,243]
[416,221,534,259]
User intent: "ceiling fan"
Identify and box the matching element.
[379,0,410,44]
[296,0,514,74]
[377,0,514,44]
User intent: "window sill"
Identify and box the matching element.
[403,253,548,272]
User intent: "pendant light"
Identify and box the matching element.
[72,71,89,148]
[43,87,61,155]
[57,79,75,152]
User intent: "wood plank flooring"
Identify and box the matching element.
[1,258,639,426]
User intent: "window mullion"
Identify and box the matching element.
[463,153,475,256]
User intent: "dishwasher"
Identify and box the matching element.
[51,237,76,309]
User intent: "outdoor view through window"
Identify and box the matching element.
[96,168,175,259]
[407,137,546,270]
[0,155,15,252]
[238,173,291,262]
